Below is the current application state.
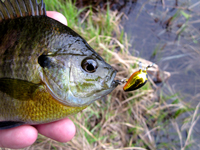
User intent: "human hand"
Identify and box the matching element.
[0,11,75,149]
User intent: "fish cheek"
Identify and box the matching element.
[70,81,96,98]
[69,62,100,98]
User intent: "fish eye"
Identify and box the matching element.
[81,58,98,73]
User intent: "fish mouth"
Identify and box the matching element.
[110,70,120,88]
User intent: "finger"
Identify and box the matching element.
[0,125,38,149]
[35,118,76,143]
[47,11,68,26]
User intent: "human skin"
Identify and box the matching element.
[0,11,75,149]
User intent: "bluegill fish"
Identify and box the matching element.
[0,0,118,129]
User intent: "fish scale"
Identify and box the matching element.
[0,86,88,124]
[0,17,47,81]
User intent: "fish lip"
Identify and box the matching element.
[110,70,119,88]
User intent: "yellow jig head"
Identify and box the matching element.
[123,62,154,92]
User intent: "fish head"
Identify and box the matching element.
[69,54,118,105]
[39,37,118,107]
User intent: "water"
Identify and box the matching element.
[120,0,200,149]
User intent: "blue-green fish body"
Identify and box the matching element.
[0,0,118,129]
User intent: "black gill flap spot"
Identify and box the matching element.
[38,54,52,69]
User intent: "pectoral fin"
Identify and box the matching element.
[0,121,25,129]
[0,78,40,101]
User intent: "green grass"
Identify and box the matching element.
[44,0,85,28]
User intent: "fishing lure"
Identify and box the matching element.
[123,62,154,92]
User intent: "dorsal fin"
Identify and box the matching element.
[0,0,46,22]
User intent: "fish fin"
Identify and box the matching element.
[0,121,25,129]
[0,1,10,20]
[0,78,40,101]
[0,0,46,22]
